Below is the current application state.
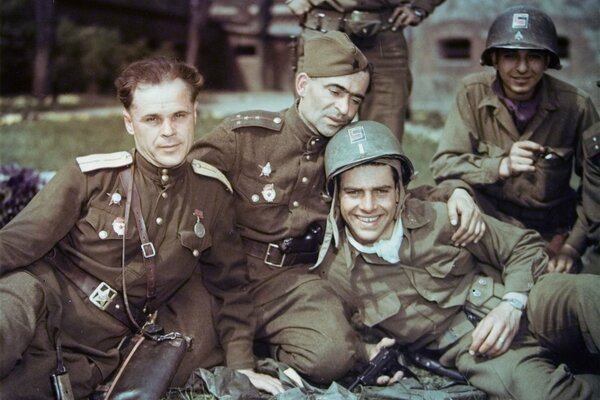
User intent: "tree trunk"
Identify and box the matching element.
[185,0,209,65]
[33,0,55,108]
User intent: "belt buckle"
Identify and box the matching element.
[89,282,118,310]
[264,243,285,268]
[141,242,156,258]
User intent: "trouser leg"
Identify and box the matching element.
[528,273,600,363]
[157,272,224,386]
[254,279,359,384]
[442,323,599,400]
[357,29,411,143]
[0,271,62,399]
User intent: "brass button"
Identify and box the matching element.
[301,177,309,184]
[251,194,260,203]
[273,117,282,124]
[156,217,163,225]
[161,192,168,199]
[471,289,481,297]
[99,230,108,240]
[292,201,300,207]
[192,249,200,257]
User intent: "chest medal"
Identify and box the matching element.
[193,209,205,238]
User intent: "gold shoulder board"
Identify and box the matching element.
[191,159,233,193]
[76,151,133,173]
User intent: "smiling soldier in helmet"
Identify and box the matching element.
[431,6,599,273]
[315,120,600,399]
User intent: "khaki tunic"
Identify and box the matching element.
[567,121,600,271]
[189,106,359,382]
[317,197,599,399]
[431,72,599,235]
[0,152,254,398]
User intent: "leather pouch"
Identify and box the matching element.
[104,334,188,399]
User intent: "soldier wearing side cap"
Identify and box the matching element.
[287,0,446,143]
[431,6,599,272]
[0,57,280,398]
[189,30,486,384]
[316,120,600,399]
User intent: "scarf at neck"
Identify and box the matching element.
[346,218,403,263]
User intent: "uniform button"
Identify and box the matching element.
[161,192,168,199]
[156,217,163,225]
[471,289,481,297]
[310,140,316,145]
[192,249,200,257]
[99,230,108,239]
[161,169,168,174]
[273,117,282,124]
[305,155,311,160]
[251,194,260,202]
[302,177,309,184]
[292,201,300,207]
[478,278,487,286]
[161,174,169,183]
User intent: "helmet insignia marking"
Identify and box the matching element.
[512,13,529,29]
[348,126,367,144]
[514,31,524,41]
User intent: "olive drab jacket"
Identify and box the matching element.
[431,72,599,216]
[567,122,600,262]
[315,196,547,350]
[0,152,256,372]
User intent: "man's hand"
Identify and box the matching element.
[547,243,579,273]
[237,369,285,395]
[447,188,486,247]
[469,300,523,358]
[389,5,423,30]
[286,0,312,17]
[366,337,404,386]
[499,140,544,178]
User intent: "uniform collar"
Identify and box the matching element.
[286,104,328,154]
[134,150,187,187]
[479,73,558,113]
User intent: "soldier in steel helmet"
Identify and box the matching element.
[189,31,485,386]
[315,120,600,399]
[431,5,599,272]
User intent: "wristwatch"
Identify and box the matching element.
[502,297,526,311]
[411,7,427,20]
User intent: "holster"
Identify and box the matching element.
[102,333,189,399]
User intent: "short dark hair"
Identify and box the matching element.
[115,57,203,109]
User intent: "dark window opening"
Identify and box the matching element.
[438,38,471,59]
[557,36,569,59]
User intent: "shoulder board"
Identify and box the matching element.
[585,132,600,159]
[191,159,233,193]
[76,151,133,173]
[227,110,284,132]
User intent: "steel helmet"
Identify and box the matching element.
[480,5,561,69]
[324,120,414,195]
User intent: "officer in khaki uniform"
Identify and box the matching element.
[287,0,446,143]
[0,58,274,398]
[431,6,599,261]
[550,120,600,273]
[189,31,483,384]
[316,120,600,399]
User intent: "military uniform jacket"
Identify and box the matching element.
[316,196,547,350]
[567,121,600,254]
[189,107,331,300]
[431,71,599,211]
[0,152,255,371]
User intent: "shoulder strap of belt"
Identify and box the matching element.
[119,167,157,301]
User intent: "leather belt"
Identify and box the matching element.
[242,237,318,268]
[303,8,393,35]
[53,261,147,330]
